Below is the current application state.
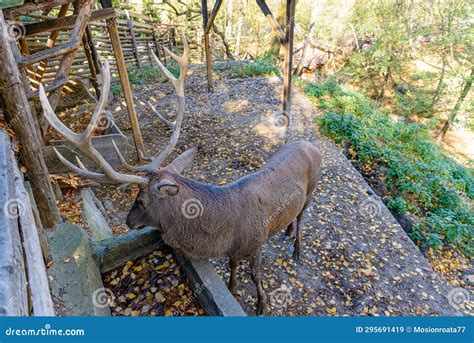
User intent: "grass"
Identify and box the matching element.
[297,77,473,256]
[209,57,281,79]
[111,63,180,96]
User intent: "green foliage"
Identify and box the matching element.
[111,84,122,96]
[303,78,473,256]
[127,64,164,86]
[111,63,179,95]
[387,197,409,215]
[223,57,280,78]
[241,57,280,77]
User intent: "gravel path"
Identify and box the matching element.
[96,68,468,316]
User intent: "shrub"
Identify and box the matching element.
[387,197,408,215]
[303,78,473,256]
[112,63,180,95]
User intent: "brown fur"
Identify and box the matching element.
[127,141,322,314]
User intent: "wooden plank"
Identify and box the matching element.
[124,10,141,68]
[17,41,79,67]
[24,8,117,37]
[0,132,28,316]
[11,151,55,316]
[34,2,70,83]
[24,181,52,263]
[26,77,69,99]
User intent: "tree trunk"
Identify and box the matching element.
[235,0,247,57]
[0,11,61,228]
[225,0,233,40]
[430,56,447,109]
[213,23,235,61]
[266,0,287,62]
[294,2,318,75]
[436,67,473,142]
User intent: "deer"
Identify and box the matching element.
[38,34,322,315]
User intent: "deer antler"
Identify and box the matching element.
[115,33,190,173]
[38,60,148,185]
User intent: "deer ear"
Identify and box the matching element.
[168,146,197,174]
[152,180,179,197]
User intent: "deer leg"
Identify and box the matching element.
[228,258,240,296]
[281,220,295,241]
[250,249,267,315]
[293,201,310,262]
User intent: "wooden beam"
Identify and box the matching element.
[12,159,56,316]
[27,77,69,100]
[204,0,223,34]
[82,27,101,98]
[17,41,79,67]
[24,8,117,37]
[3,0,72,19]
[282,0,296,114]
[35,2,70,83]
[124,10,141,68]
[106,17,147,161]
[256,0,286,44]
[0,11,61,228]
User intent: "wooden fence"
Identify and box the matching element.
[24,10,178,92]
[0,131,55,316]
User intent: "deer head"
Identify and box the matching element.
[38,34,192,230]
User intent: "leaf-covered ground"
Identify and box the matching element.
[89,66,472,316]
[103,247,204,316]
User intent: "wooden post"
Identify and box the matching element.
[282,0,296,114]
[201,0,212,92]
[85,26,102,75]
[0,11,61,229]
[125,10,141,68]
[82,31,101,98]
[105,17,146,160]
[151,28,161,61]
[84,25,101,98]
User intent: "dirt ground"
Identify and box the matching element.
[91,66,471,316]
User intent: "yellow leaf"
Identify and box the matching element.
[126,293,136,299]
[326,307,337,315]
[131,310,140,317]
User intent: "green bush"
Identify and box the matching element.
[387,197,408,215]
[128,64,164,86]
[112,63,180,95]
[226,57,280,78]
[302,78,473,256]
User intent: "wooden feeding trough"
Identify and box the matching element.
[43,119,128,174]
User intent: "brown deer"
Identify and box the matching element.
[38,35,322,315]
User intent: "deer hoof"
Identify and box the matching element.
[292,249,301,262]
[256,301,268,316]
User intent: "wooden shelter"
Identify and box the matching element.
[201,0,296,113]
